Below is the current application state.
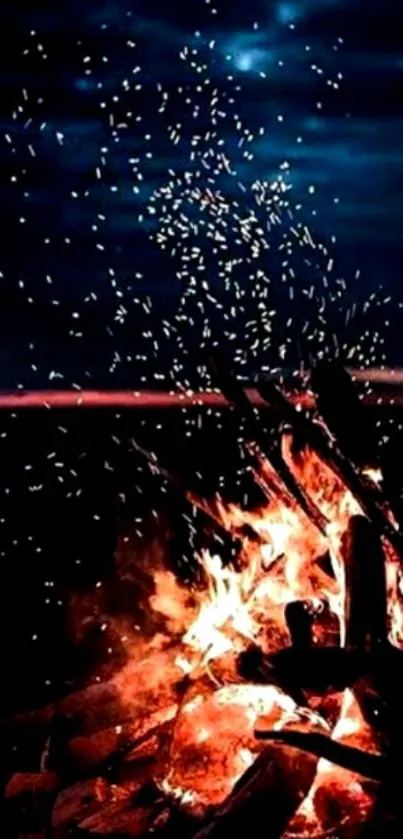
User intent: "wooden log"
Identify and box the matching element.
[5,772,59,798]
[268,647,369,692]
[342,516,387,651]
[78,802,170,835]
[2,771,59,838]
[52,778,111,831]
[285,601,314,650]
[309,362,376,467]
[5,645,185,740]
[68,715,175,771]
[193,742,318,839]
[4,681,119,737]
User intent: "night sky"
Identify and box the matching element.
[0,0,402,386]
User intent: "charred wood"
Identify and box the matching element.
[2,771,59,838]
[285,601,314,650]
[5,771,59,798]
[192,743,318,839]
[268,647,371,691]
[78,801,170,836]
[5,646,184,740]
[68,719,174,774]
[342,516,387,651]
[309,362,376,467]
[52,777,112,832]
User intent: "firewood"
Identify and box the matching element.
[268,647,370,692]
[3,771,59,838]
[284,601,314,649]
[5,644,185,744]
[193,742,318,839]
[342,516,387,651]
[52,778,111,831]
[309,361,376,467]
[78,802,170,835]
[68,714,176,771]
[4,681,119,736]
[5,771,59,798]
[304,693,345,739]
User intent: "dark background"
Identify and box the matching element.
[0,0,401,731]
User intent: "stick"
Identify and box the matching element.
[193,743,318,839]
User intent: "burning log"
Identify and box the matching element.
[68,719,173,772]
[342,516,387,651]
[2,771,59,838]
[192,742,319,839]
[124,733,162,764]
[246,440,328,536]
[271,688,382,837]
[78,802,170,836]
[156,680,330,821]
[5,645,186,739]
[4,681,120,739]
[5,772,59,799]
[52,778,112,831]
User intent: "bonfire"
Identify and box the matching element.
[3,362,403,838]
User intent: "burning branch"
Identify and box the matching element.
[257,377,403,560]
[209,353,329,536]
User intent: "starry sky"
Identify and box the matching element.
[0,0,402,387]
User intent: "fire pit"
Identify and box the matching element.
[2,362,403,838]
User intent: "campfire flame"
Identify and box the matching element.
[150,444,364,680]
[114,439,403,836]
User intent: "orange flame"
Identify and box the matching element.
[114,441,403,833]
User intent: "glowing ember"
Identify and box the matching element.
[158,682,328,817]
[285,689,381,837]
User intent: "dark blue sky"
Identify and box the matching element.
[0,0,402,386]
